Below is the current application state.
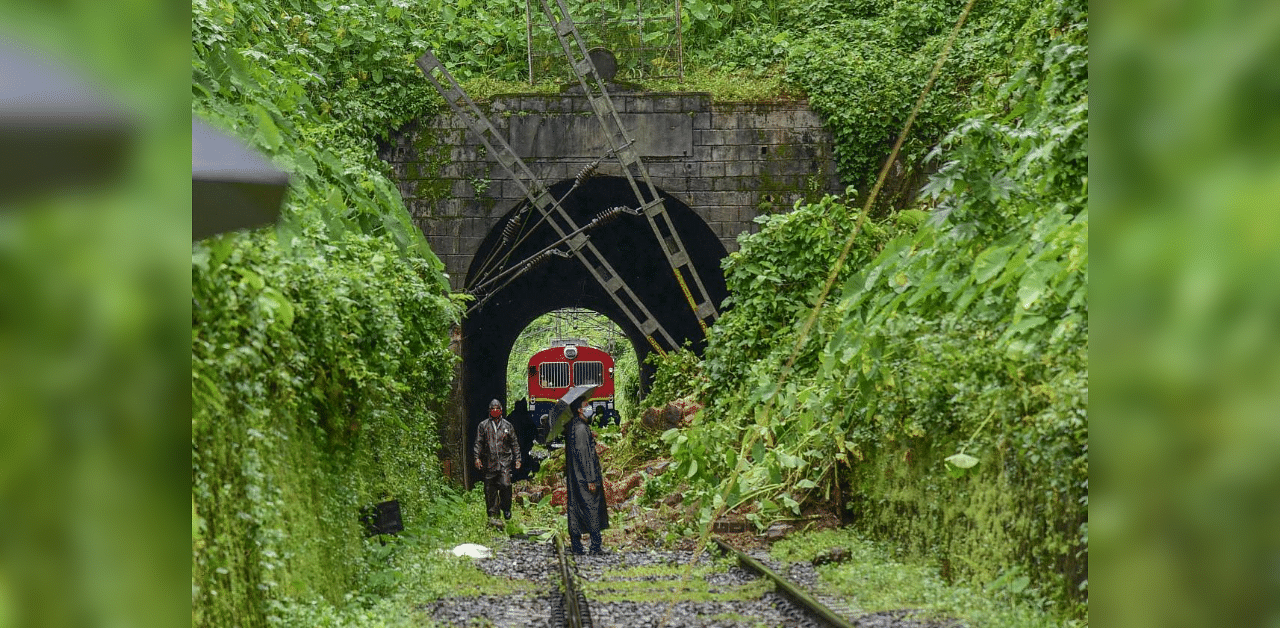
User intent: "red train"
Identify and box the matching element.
[527,339,620,438]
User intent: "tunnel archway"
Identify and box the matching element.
[460,176,728,486]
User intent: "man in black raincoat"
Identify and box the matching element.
[474,399,520,526]
[565,399,608,554]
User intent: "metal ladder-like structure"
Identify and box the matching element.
[416,51,675,354]
[535,0,719,334]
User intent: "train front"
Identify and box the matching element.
[527,340,619,443]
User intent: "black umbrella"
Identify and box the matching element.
[191,117,289,240]
[544,384,599,443]
[0,40,134,206]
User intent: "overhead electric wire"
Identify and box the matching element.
[464,141,633,292]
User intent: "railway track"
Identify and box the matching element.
[425,535,955,628]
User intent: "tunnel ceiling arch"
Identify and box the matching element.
[461,176,728,462]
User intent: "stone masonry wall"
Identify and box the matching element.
[379,92,843,292]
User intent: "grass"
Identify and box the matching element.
[771,528,1086,628]
[458,66,802,104]
[599,563,719,580]
[646,66,801,102]
[276,486,527,627]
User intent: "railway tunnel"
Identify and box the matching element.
[461,175,728,486]
[378,90,848,485]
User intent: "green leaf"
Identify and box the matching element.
[260,287,295,328]
[1005,315,1047,337]
[945,453,979,469]
[1010,575,1030,594]
[250,105,282,152]
[973,245,1013,283]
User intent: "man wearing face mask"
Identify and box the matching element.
[565,398,609,554]
[474,399,520,527]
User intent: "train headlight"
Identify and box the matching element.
[563,345,578,360]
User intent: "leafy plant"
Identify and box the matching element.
[659,0,1088,615]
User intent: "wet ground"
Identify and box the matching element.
[421,539,964,628]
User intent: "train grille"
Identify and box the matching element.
[573,361,604,386]
[539,362,570,388]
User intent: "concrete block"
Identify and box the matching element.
[446,254,469,272]
[692,112,712,130]
[630,98,654,113]
[710,207,736,223]
[460,236,485,257]
[701,162,726,178]
[504,179,532,201]
[708,111,731,130]
[451,179,472,198]
[646,162,679,178]
[730,191,759,207]
[425,234,451,255]
[726,161,757,177]
[681,95,710,112]
[652,96,682,112]
[687,176,714,192]
[508,112,693,158]
[778,159,816,176]
[462,219,491,239]
[657,177,688,192]
[693,145,713,161]
[690,191,722,207]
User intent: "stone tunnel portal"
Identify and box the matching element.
[461,176,728,486]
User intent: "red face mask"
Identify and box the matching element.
[489,408,501,418]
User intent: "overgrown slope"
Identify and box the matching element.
[648,0,1087,616]
[192,0,468,625]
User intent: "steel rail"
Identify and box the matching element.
[713,538,856,628]
[553,534,588,628]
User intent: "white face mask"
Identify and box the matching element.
[582,406,594,419]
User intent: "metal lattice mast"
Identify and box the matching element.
[416,51,674,355]
[535,0,719,335]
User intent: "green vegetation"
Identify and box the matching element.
[773,529,1079,628]
[191,0,482,626]
[645,0,1087,620]
[582,575,771,604]
[192,0,1085,624]
[585,557,763,607]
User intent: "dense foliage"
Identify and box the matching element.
[648,0,1087,616]
[191,0,472,626]
[680,0,1048,210]
[193,0,1086,623]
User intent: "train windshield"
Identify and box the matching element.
[539,362,570,388]
[573,361,604,386]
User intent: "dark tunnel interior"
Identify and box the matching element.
[460,176,729,484]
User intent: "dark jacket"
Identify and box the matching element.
[566,417,609,534]
[474,417,518,478]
